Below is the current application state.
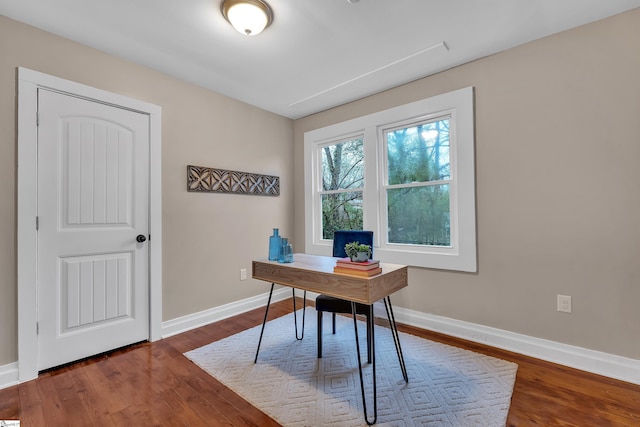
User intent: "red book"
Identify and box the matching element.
[333,266,383,277]
[335,258,380,270]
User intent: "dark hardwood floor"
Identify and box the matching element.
[1,298,639,426]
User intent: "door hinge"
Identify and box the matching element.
[37,322,39,335]
[36,111,39,126]
[36,216,39,230]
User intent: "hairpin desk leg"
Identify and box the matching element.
[352,302,377,426]
[254,283,275,363]
[292,289,307,340]
[384,296,408,383]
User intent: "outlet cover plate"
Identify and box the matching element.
[557,294,572,313]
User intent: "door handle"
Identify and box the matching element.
[136,234,147,243]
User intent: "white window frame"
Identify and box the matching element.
[304,86,476,272]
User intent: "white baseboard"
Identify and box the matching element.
[381,304,640,386]
[161,287,291,338]
[4,290,636,391]
[0,362,18,391]
[286,292,640,385]
[177,291,640,385]
[0,288,292,391]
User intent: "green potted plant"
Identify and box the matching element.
[344,241,372,262]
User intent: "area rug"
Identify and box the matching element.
[185,310,518,426]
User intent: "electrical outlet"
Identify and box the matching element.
[557,295,572,313]
[240,268,247,281]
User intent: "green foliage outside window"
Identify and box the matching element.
[387,186,450,245]
[321,138,364,238]
[386,118,451,246]
[320,118,451,246]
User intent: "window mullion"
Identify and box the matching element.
[319,187,364,196]
[384,179,452,191]
[362,127,379,246]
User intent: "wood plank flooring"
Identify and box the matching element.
[1,298,639,426]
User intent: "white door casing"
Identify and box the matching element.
[37,89,149,370]
[17,68,162,381]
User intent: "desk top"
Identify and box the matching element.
[252,253,408,304]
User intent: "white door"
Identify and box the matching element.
[37,88,150,371]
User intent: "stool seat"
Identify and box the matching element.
[316,295,370,314]
[316,295,372,362]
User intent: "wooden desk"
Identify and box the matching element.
[252,253,409,425]
[252,253,408,304]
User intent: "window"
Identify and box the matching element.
[304,87,476,272]
[384,117,451,247]
[320,137,364,239]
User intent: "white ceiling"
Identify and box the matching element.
[2,0,639,119]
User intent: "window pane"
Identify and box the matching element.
[322,192,363,239]
[387,185,450,246]
[387,119,450,185]
[322,138,364,191]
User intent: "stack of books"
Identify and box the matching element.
[333,258,382,277]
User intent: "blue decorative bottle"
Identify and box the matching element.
[269,228,281,261]
[284,240,294,263]
[278,238,293,263]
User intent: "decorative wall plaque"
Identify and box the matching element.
[187,165,280,196]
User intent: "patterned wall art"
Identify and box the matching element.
[187,165,280,196]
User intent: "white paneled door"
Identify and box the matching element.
[37,89,150,371]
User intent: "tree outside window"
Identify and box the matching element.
[320,138,364,239]
[385,118,451,246]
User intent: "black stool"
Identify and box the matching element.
[316,295,372,363]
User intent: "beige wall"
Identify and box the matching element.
[1,8,639,369]
[294,9,640,360]
[0,16,293,365]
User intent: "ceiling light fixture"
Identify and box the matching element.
[221,0,273,36]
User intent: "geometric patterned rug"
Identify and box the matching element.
[185,310,518,426]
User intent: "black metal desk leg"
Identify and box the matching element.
[292,289,307,340]
[352,302,377,426]
[383,296,408,383]
[254,283,275,363]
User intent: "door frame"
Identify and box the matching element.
[17,67,163,382]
